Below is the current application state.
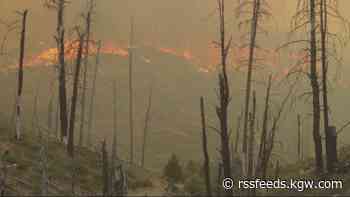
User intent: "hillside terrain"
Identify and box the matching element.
[0,116,165,196]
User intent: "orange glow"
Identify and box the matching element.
[2,39,317,84]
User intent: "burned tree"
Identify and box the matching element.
[128,18,135,164]
[256,75,271,177]
[319,0,349,173]
[255,75,294,178]
[67,30,85,157]
[110,80,118,195]
[200,97,212,197]
[287,0,350,173]
[247,91,256,178]
[141,83,153,168]
[45,0,70,143]
[214,0,233,195]
[297,114,302,161]
[241,0,261,155]
[79,0,95,147]
[309,0,323,173]
[15,10,28,140]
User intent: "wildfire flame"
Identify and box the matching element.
[2,39,323,84]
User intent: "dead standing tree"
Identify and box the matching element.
[67,30,85,157]
[309,0,323,174]
[287,0,350,173]
[215,0,233,195]
[254,74,295,178]
[79,0,95,147]
[15,10,28,140]
[110,80,118,195]
[240,0,261,155]
[141,83,153,168]
[247,91,256,178]
[45,0,70,144]
[235,0,272,177]
[297,113,302,161]
[262,81,295,178]
[128,18,135,164]
[319,0,349,173]
[200,97,212,197]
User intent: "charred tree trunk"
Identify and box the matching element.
[242,0,261,154]
[79,0,94,148]
[247,91,256,178]
[141,84,153,168]
[128,18,135,164]
[87,41,101,146]
[67,32,85,157]
[112,80,118,162]
[200,97,212,197]
[310,0,323,174]
[297,114,302,161]
[110,80,118,195]
[216,1,233,195]
[320,0,332,173]
[56,0,69,144]
[15,10,28,140]
[256,75,271,177]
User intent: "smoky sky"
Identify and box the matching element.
[1,0,350,65]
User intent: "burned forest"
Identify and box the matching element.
[2,0,350,196]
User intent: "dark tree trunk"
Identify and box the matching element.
[15,10,28,140]
[142,84,153,168]
[247,91,256,178]
[297,114,302,161]
[110,80,118,195]
[256,75,271,177]
[200,97,212,197]
[56,0,69,143]
[79,1,93,147]
[310,0,323,174]
[326,126,337,172]
[67,32,85,157]
[242,0,261,154]
[216,1,233,195]
[320,0,332,173]
[128,19,135,164]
